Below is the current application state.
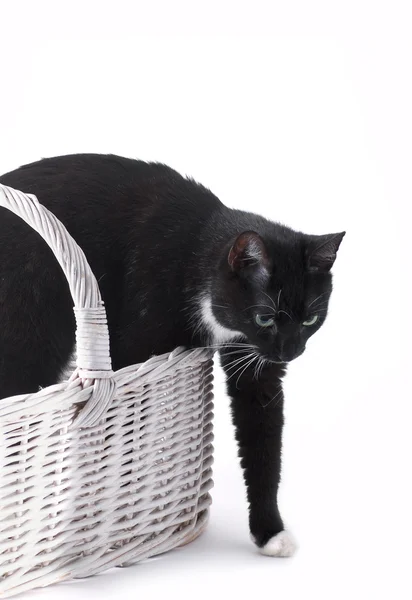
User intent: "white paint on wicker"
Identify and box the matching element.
[259,530,297,557]
[200,294,244,345]
[0,183,215,598]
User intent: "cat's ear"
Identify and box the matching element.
[306,232,346,272]
[228,231,269,273]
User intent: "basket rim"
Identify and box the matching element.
[0,346,214,424]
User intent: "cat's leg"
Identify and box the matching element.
[220,352,297,557]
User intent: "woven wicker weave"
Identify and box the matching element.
[0,184,214,598]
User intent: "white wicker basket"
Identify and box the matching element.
[0,184,214,598]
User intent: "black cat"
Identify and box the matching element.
[0,154,345,555]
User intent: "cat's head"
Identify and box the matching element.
[208,228,345,363]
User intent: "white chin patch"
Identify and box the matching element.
[259,530,297,557]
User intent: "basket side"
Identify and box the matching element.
[0,350,214,596]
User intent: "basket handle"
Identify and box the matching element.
[0,183,115,427]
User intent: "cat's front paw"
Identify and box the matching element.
[252,530,297,557]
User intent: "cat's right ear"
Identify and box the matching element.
[228,231,269,275]
[306,231,346,272]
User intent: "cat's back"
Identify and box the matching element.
[0,153,206,223]
[0,153,223,331]
[0,153,221,258]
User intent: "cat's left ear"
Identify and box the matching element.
[306,231,346,272]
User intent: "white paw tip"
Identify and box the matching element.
[259,530,297,557]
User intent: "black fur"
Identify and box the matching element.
[0,154,344,549]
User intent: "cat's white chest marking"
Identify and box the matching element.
[200,295,244,345]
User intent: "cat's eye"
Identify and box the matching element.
[302,315,319,327]
[255,314,275,328]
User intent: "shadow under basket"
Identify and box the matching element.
[0,184,214,598]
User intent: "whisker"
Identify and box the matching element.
[225,353,256,377]
[204,342,255,347]
[308,293,328,308]
[219,348,258,358]
[311,302,329,310]
[253,358,260,380]
[260,356,267,378]
[225,353,256,378]
[219,350,258,369]
[254,355,265,380]
[235,354,259,388]
[262,386,283,408]
[221,356,253,374]
[278,309,292,321]
[261,290,277,312]
[204,343,257,351]
[242,304,276,314]
[224,353,256,373]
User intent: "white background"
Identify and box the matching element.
[1,1,411,598]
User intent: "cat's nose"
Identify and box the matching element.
[278,341,305,362]
[278,350,294,363]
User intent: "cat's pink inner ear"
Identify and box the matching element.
[228,231,268,271]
